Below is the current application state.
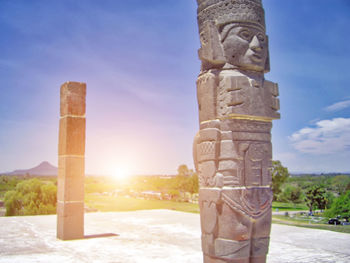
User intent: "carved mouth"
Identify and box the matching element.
[251,53,263,62]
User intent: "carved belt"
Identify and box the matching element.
[221,187,272,219]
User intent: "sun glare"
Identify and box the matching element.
[113,166,130,180]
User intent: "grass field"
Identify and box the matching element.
[85,194,350,234]
[272,215,350,234]
[85,194,200,213]
[272,201,308,211]
[85,194,308,213]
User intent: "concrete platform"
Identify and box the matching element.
[0,210,349,263]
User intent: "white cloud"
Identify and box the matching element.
[274,152,297,162]
[325,100,350,112]
[289,118,350,154]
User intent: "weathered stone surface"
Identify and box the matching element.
[214,238,251,259]
[57,157,84,202]
[57,81,86,240]
[198,141,219,162]
[58,117,86,156]
[57,201,84,218]
[219,140,237,159]
[197,72,218,123]
[199,128,221,142]
[1,210,349,263]
[194,1,279,262]
[220,119,272,133]
[198,161,217,187]
[57,202,84,240]
[231,132,271,142]
[57,177,84,202]
[200,119,221,130]
[58,156,85,180]
[60,81,86,117]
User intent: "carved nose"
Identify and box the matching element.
[250,35,262,52]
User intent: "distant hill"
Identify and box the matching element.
[6,161,58,176]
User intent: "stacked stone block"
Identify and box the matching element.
[57,82,86,240]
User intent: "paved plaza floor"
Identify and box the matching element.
[0,210,349,263]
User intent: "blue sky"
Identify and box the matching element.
[0,0,349,175]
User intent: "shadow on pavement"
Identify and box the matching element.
[84,233,119,239]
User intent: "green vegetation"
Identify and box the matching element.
[305,185,328,213]
[277,185,304,204]
[127,166,198,199]
[1,160,349,238]
[287,174,350,195]
[272,215,350,234]
[85,176,121,194]
[331,175,350,195]
[269,167,350,233]
[324,190,350,218]
[271,160,289,201]
[177,164,191,177]
[0,164,200,216]
[272,201,308,211]
[4,178,56,216]
[85,195,199,213]
[267,162,350,233]
[276,172,350,212]
[83,164,199,214]
[0,176,20,198]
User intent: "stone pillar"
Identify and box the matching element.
[57,81,86,240]
[194,1,280,262]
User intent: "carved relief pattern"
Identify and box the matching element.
[221,188,272,219]
[199,141,216,156]
[197,0,265,32]
[195,0,279,262]
[197,124,272,189]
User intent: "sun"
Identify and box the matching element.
[112,166,130,180]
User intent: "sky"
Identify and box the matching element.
[0,0,349,175]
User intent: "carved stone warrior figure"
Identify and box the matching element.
[193,1,280,262]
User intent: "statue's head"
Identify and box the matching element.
[220,22,268,72]
[197,0,270,73]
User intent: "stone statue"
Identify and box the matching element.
[193,0,280,262]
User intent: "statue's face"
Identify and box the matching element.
[221,23,268,72]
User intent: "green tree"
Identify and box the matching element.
[4,178,57,216]
[290,186,303,204]
[278,185,303,204]
[168,189,180,200]
[188,173,199,195]
[172,166,199,201]
[271,160,289,201]
[324,190,350,218]
[0,176,20,197]
[331,175,350,195]
[346,182,350,192]
[177,164,190,177]
[305,185,327,214]
[324,191,335,209]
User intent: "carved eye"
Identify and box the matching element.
[200,33,207,45]
[239,29,252,41]
[257,33,266,42]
